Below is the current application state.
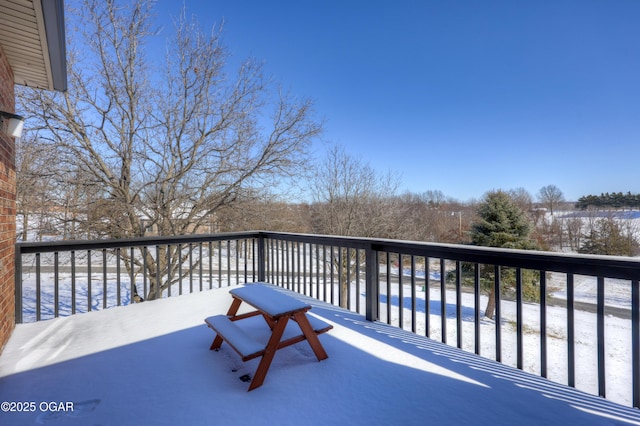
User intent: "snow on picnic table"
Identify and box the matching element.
[1,286,640,426]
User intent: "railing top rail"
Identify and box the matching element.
[15,230,640,280]
[260,231,640,280]
[15,231,263,254]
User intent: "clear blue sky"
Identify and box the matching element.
[155,0,640,202]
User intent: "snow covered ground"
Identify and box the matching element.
[379,285,634,406]
[12,229,640,418]
[14,263,639,409]
[2,286,640,426]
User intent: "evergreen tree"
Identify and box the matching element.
[470,191,537,250]
[579,218,639,256]
[470,191,538,319]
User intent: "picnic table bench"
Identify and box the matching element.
[205,282,332,391]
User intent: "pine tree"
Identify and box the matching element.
[470,191,537,250]
[579,218,639,256]
[470,191,538,319]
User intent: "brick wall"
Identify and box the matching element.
[0,44,16,354]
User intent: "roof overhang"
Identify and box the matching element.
[0,0,67,92]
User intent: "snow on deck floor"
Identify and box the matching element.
[1,286,639,426]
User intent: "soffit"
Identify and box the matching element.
[0,0,67,92]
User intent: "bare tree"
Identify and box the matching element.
[564,216,584,251]
[15,135,56,241]
[538,185,565,215]
[309,145,400,307]
[393,192,471,244]
[215,196,312,233]
[423,190,447,207]
[18,0,322,299]
[508,187,533,213]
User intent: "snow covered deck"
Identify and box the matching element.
[1,287,639,426]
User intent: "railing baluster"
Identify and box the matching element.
[567,273,575,388]
[71,250,76,315]
[425,256,430,338]
[36,253,41,321]
[242,239,247,283]
[155,245,160,299]
[54,251,59,318]
[267,239,272,283]
[346,248,351,310]
[456,260,462,349]
[410,255,416,333]
[322,245,328,302]
[633,279,639,408]
[143,246,148,297]
[315,244,320,300]
[116,248,121,306]
[386,252,391,325]
[87,250,92,312]
[279,239,285,286]
[297,242,302,293]
[190,243,194,293]
[440,258,446,344]
[130,247,135,302]
[166,244,172,297]
[235,240,239,285]
[331,246,335,305]
[208,241,212,289]
[272,240,277,285]
[178,243,183,295]
[251,239,256,281]
[286,241,291,290]
[335,247,341,307]
[356,249,361,314]
[303,243,308,296]
[200,242,204,291]
[474,263,480,355]
[516,267,523,370]
[226,240,231,287]
[398,254,404,329]
[597,275,606,398]
[217,240,222,287]
[103,249,107,309]
[495,265,502,363]
[540,270,547,378]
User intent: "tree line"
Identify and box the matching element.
[575,192,640,210]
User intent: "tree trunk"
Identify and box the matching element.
[22,213,28,241]
[340,281,349,309]
[484,288,496,319]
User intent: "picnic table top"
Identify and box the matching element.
[229,283,311,318]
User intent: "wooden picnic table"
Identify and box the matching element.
[205,282,332,391]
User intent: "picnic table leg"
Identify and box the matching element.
[226,297,243,316]
[261,313,276,330]
[209,297,244,350]
[209,334,224,351]
[293,312,329,361]
[248,316,290,391]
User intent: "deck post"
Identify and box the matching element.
[365,243,378,322]
[14,243,22,324]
